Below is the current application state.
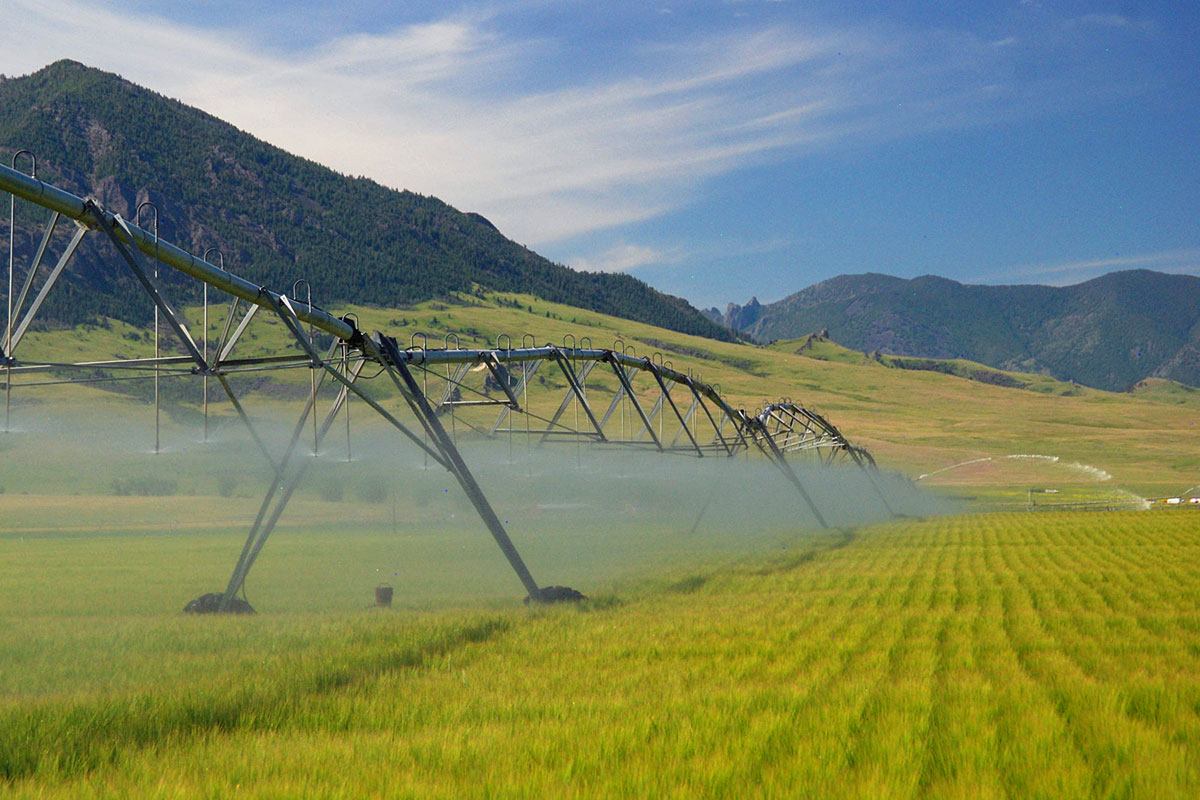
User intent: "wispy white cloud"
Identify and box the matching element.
[0,0,1160,252]
[1065,12,1157,35]
[1070,13,1130,29]
[1072,13,1132,28]
[566,231,799,284]
[570,243,684,274]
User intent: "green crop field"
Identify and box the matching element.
[4,295,1199,797]
[3,510,1200,797]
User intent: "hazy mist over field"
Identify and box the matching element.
[0,396,946,608]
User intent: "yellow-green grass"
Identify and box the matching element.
[1130,378,1200,407]
[4,510,1200,797]
[5,289,1197,797]
[768,334,1083,398]
[771,332,881,366]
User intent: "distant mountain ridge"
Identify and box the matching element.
[708,270,1200,391]
[0,60,735,342]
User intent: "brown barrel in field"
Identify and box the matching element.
[375,585,393,607]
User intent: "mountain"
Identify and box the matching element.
[715,271,1200,391]
[704,296,765,331]
[0,60,735,342]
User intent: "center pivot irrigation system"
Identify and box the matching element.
[2,157,891,610]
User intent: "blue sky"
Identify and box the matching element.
[2,0,1196,308]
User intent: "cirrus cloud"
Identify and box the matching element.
[0,0,1164,253]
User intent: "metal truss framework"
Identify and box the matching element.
[1,160,889,606]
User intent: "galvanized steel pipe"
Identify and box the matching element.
[0,163,356,342]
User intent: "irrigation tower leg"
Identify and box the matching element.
[374,334,541,598]
[849,451,898,518]
[745,416,830,529]
[687,496,715,536]
[219,357,365,610]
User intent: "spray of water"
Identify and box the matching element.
[918,453,1113,483]
[0,397,950,606]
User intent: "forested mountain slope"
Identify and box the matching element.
[0,60,734,342]
[712,270,1200,390]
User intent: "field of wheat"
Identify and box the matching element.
[3,508,1199,798]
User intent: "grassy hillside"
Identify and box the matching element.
[1129,378,1200,406]
[772,333,1087,394]
[5,293,1196,500]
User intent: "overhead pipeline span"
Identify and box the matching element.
[1,160,884,606]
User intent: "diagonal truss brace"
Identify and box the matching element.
[5,210,59,351]
[669,394,700,449]
[219,292,378,609]
[489,358,543,435]
[646,363,703,456]
[528,357,600,445]
[635,374,675,443]
[271,295,447,469]
[546,348,605,442]
[375,334,541,597]
[606,354,661,449]
[93,209,208,370]
[482,353,522,410]
[742,412,829,528]
[217,302,260,364]
[97,207,298,480]
[6,223,87,354]
[220,355,364,609]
